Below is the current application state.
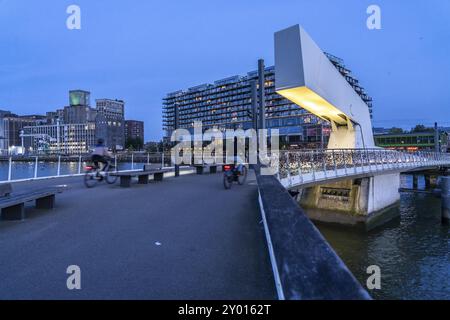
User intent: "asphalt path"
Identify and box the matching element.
[0,170,276,299]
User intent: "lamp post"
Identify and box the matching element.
[174,103,180,177]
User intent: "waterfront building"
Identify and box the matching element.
[0,110,46,153]
[13,90,124,155]
[125,120,144,143]
[162,56,373,149]
[374,131,448,152]
[22,115,107,155]
[96,99,125,151]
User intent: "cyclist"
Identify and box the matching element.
[91,138,112,173]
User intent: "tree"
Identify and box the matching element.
[411,124,434,133]
[388,127,404,134]
[125,137,143,151]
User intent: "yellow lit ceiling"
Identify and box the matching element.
[277,86,349,125]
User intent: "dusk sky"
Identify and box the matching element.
[1,0,449,140]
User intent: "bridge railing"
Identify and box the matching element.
[278,149,450,183]
[0,152,173,183]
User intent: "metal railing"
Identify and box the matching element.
[277,149,450,188]
[0,152,173,183]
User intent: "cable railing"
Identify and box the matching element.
[0,152,172,183]
[277,148,450,187]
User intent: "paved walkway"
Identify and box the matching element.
[0,171,276,299]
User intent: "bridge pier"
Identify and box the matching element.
[299,173,401,228]
[440,176,450,225]
[424,175,431,189]
[412,175,419,190]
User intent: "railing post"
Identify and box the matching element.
[286,151,292,187]
[359,151,364,173]
[352,150,357,174]
[115,155,118,172]
[162,152,164,168]
[78,155,82,174]
[34,156,38,179]
[8,157,12,181]
[332,150,337,177]
[342,150,347,175]
[298,157,303,184]
[131,153,134,170]
[57,155,61,176]
[322,150,327,178]
[147,153,150,165]
[311,151,316,181]
[366,149,372,172]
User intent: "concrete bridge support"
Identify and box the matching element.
[299,173,400,227]
[413,175,419,189]
[440,176,450,225]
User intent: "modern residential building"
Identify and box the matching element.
[374,131,448,152]
[162,55,373,149]
[125,120,144,143]
[96,99,125,150]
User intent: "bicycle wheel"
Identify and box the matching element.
[223,174,232,189]
[237,166,248,185]
[84,169,98,188]
[105,166,118,184]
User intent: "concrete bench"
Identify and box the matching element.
[111,167,170,188]
[193,164,218,175]
[0,183,66,221]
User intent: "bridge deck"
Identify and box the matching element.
[280,160,448,189]
[0,172,276,299]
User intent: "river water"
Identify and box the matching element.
[316,175,450,300]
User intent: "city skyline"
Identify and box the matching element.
[1,0,449,141]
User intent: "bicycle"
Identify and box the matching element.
[223,163,248,189]
[84,160,118,188]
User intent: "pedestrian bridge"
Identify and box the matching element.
[276,149,450,189]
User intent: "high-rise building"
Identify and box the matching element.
[125,120,144,143]
[96,99,125,150]
[162,55,373,149]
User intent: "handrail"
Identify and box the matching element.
[277,149,450,187]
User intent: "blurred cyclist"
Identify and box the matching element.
[91,138,112,172]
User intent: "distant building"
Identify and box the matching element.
[22,118,107,155]
[372,127,391,135]
[374,131,448,152]
[18,90,114,155]
[0,110,46,153]
[96,99,125,150]
[125,120,144,143]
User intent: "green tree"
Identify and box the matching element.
[388,127,404,134]
[411,124,434,133]
[125,137,144,151]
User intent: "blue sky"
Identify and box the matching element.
[0,0,449,140]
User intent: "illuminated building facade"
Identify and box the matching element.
[22,116,107,155]
[163,59,372,149]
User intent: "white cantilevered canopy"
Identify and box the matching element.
[274,25,374,149]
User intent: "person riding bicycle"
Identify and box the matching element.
[234,155,245,174]
[91,138,112,172]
